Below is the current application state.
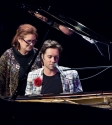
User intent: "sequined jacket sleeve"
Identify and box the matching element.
[0,51,8,96]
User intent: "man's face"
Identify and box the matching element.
[42,48,60,71]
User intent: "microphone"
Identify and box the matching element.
[54,63,66,77]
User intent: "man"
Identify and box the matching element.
[25,40,83,95]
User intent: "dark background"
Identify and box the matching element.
[0,0,112,93]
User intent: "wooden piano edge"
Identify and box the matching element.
[14,91,112,110]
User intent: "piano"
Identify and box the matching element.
[1,3,112,125]
[1,91,112,125]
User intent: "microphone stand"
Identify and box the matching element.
[62,65,112,71]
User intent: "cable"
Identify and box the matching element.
[80,66,111,80]
[63,65,112,81]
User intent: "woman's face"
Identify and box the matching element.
[18,34,37,53]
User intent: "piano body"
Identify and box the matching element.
[1,3,112,125]
[1,92,112,125]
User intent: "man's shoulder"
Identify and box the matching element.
[29,68,43,75]
[59,66,78,74]
[59,66,70,70]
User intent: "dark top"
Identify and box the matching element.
[12,47,35,95]
[41,72,63,94]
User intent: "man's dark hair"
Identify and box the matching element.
[39,39,63,66]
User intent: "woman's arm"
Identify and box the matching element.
[0,51,8,96]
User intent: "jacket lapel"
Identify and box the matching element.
[35,68,43,94]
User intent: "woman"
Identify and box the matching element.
[0,24,41,98]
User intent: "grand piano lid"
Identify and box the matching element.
[21,4,112,61]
